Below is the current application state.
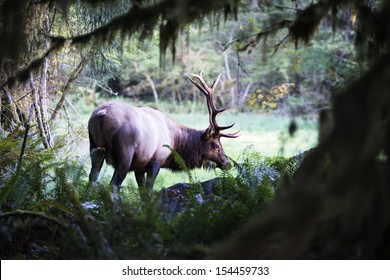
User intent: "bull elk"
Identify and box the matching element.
[88,70,239,199]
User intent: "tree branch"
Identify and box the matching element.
[222,20,292,52]
[0,39,65,90]
[50,57,87,123]
[17,104,34,172]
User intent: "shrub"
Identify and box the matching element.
[0,135,305,259]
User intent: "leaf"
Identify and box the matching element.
[351,6,357,27]
[269,102,277,109]
[35,201,75,216]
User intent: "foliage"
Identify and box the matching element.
[0,134,302,259]
[245,82,295,113]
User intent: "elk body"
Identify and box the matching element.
[88,71,238,199]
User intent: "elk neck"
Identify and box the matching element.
[163,125,206,170]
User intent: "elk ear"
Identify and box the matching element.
[202,127,214,141]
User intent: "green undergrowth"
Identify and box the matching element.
[0,133,306,259]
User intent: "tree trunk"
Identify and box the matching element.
[1,88,20,132]
[39,15,54,148]
[145,74,159,103]
[30,73,50,149]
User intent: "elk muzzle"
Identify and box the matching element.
[217,155,232,170]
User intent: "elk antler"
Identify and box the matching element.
[188,70,240,138]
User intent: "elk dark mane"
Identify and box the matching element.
[164,127,205,170]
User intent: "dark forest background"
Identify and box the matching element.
[1,0,389,259]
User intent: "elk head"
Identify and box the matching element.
[188,70,239,169]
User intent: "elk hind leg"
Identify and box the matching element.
[111,153,133,193]
[111,134,134,193]
[89,147,106,184]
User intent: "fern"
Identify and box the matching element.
[0,210,90,259]
[1,131,307,259]
[162,144,197,184]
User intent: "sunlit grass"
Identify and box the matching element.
[170,112,318,157]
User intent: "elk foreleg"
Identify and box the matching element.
[138,162,160,201]
[135,171,148,201]
[146,163,160,191]
[135,171,146,186]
